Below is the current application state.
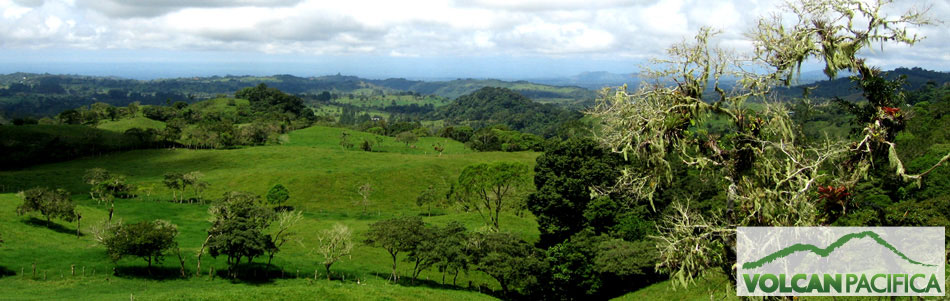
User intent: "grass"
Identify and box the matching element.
[0,125,537,299]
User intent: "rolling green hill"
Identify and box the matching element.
[0,125,539,300]
[433,87,582,137]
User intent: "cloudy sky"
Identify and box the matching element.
[0,0,947,79]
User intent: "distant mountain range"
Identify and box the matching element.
[1,67,947,118]
[773,67,950,100]
[527,71,638,90]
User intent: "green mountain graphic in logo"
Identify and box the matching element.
[741,230,937,270]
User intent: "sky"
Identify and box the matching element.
[0,0,947,80]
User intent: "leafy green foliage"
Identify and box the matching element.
[395,131,418,147]
[528,138,624,247]
[468,231,546,297]
[363,216,427,282]
[0,125,149,170]
[100,220,178,269]
[16,187,76,223]
[454,162,532,231]
[235,83,315,122]
[434,87,581,137]
[428,221,471,286]
[265,184,290,207]
[467,125,544,152]
[207,191,276,277]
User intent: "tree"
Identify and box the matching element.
[316,223,353,280]
[207,191,276,277]
[363,216,426,282]
[182,171,207,203]
[587,0,940,289]
[415,185,442,217]
[453,162,531,231]
[163,172,186,203]
[84,168,111,204]
[468,232,546,297]
[126,101,140,118]
[405,225,437,285]
[431,222,470,286]
[265,210,302,270]
[395,131,418,147]
[16,187,76,224]
[266,184,290,207]
[100,220,178,272]
[355,183,372,215]
[58,109,82,124]
[526,138,625,248]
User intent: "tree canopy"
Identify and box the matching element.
[16,187,77,224]
[207,191,276,277]
[454,162,532,231]
[100,220,178,269]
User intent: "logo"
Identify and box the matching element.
[737,227,945,296]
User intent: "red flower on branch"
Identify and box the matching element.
[882,106,900,116]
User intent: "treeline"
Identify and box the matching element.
[0,125,147,170]
[0,83,317,169]
[329,87,585,153]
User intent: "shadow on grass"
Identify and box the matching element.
[416,212,447,217]
[22,217,80,236]
[115,266,188,281]
[0,266,16,278]
[114,263,281,284]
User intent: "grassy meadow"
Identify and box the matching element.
[0,125,537,300]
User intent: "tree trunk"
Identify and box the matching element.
[499,279,509,298]
[325,263,332,281]
[390,252,398,282]
[76,214,81,238]
[177,248,186,278]
[453,269,459,286]
[195,235,211,277]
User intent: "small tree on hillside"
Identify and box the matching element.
[355,183,373,215]
[183,171,208,203]
[453,162,532,231]
[316,223,353,280]
[265,210,303,270]
[396,131,418,147]
[163,172,187,203]
[415,185,442,217]
[207,191,276,278]
[16,187,77,225]
[432,221,470,286]
[266,184,290,207]
[363,217,427,282]
[84,168,111,203]
[100,220,178,272]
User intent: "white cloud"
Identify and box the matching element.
[0,0,947,72]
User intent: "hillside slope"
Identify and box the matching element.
[0,125,539,299]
